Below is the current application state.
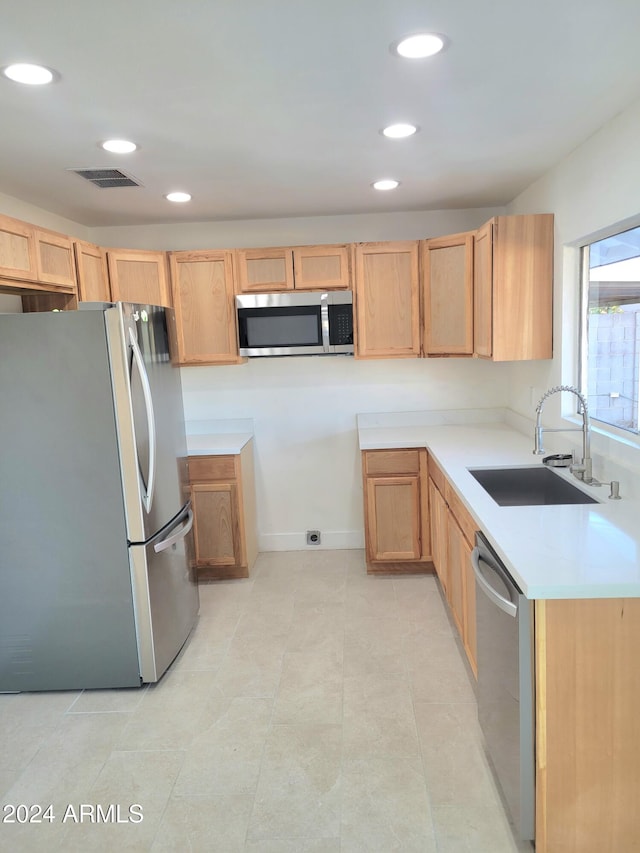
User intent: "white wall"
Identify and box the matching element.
[89,208,502,251]
[506,95,640,494]
[0,191,90,239]
[182,356,511,550]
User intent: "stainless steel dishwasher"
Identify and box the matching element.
[471,531,535,842]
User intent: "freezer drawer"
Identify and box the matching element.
[129,503,199,682]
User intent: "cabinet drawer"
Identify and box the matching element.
[364,449,420,476]
[445,484,477,546]
[188,455,237,482]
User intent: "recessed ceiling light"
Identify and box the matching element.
[382,123,418,139]
[372,179,400,191]
[101,139,138,154]
[393,33,447,59]
[165,192,192,203]
[3,63,55,85]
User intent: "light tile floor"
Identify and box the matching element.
[0,550,533,852]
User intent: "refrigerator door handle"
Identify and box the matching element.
[153,508,194,553]
[129,326,157,513]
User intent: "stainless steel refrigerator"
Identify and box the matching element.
[0,302,199,691]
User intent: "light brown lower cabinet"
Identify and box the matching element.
[428,457,478,677]
[188,442,257,580]
[535,597,640,851]
[361,448,433,574]
[428,477,448,594]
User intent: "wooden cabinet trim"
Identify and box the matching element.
[428,477,448,593]
[444,483,477,546]
[427,454,446,495]
[473,220,493,358]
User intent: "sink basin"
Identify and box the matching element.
[468,466,599,506]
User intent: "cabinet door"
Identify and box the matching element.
[170,251,240,364]
[492,214,554,361]
[107,249,171,307]
[33,229,77,291]
[191,482,241,566]
[0,215,37,281]
[365,475,421,561]
[355,242,420,358]
[473,220,493,358]
[446,514,466,636]
[235,247,294,292]
[422,232,473,356]
[74,240,110,301]
[292,244,351,290]
[428,478,448,594]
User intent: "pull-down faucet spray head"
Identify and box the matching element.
[532,385,592,481]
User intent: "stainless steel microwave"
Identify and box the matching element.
[236,291,354,357]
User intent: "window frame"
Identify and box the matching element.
[578,226,640,445]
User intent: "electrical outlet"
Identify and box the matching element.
[306,530,321,545]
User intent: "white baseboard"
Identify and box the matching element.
[258,530,365,552]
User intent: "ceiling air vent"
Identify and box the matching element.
[68,168,142,188]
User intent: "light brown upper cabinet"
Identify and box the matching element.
[0,214,76,293]
[0,214,37,282]
[33,228,77,291]
[422,231,474,356]
[169,250,242,365]
[354,241,420,358]
[235,247,294,292]
[235,244,351,293]
[74,240,110,302]
[473,214,554,361]
[292,244,351,290]
[107,248,171,307]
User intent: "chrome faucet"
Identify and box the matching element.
[533,385,594,483]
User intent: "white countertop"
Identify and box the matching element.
[186,433,253,456]
[359,419,640,600]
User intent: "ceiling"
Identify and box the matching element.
[2,0,640,228]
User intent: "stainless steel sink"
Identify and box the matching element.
[468,466,599,506]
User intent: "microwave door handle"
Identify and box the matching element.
[129,326,157,514]
[320,295,330,352]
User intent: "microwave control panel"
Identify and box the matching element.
[328,303,354,346]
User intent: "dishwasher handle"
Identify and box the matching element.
[471,547,518,618]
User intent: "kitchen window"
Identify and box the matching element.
[580,224,640,435]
